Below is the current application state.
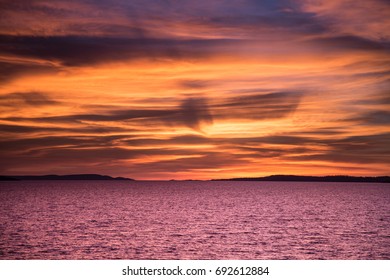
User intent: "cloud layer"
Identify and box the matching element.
[0,0,389,179]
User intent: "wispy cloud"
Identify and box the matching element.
[0,92,58,106]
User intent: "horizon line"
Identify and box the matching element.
[1,173,390,182]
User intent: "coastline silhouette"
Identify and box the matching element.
[1,174,389,183]
[0,174,133,181]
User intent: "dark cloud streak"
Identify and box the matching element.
[0,61,58,83]
[307,35,390,52]
[0,92,58,106]
[214,92,303,120]
[0,35,237,66]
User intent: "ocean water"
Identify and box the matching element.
[0,181,389,259]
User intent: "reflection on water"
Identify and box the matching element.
[0,181,389,259]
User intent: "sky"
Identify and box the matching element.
[0,0,389,180]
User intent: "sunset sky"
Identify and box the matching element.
[0,0,389,180]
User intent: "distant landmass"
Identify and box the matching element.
[213,175,390,183]
[1,174,389,183]
[0,176,20,181]
[0,174,134,181]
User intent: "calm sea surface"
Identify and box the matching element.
[0,181,389,259]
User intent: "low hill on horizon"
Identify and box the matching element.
[0,174,134,181]
[213,175,390,183]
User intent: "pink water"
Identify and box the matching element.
[0,181,389,259]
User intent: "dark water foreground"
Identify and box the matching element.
[0,181,389,259]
